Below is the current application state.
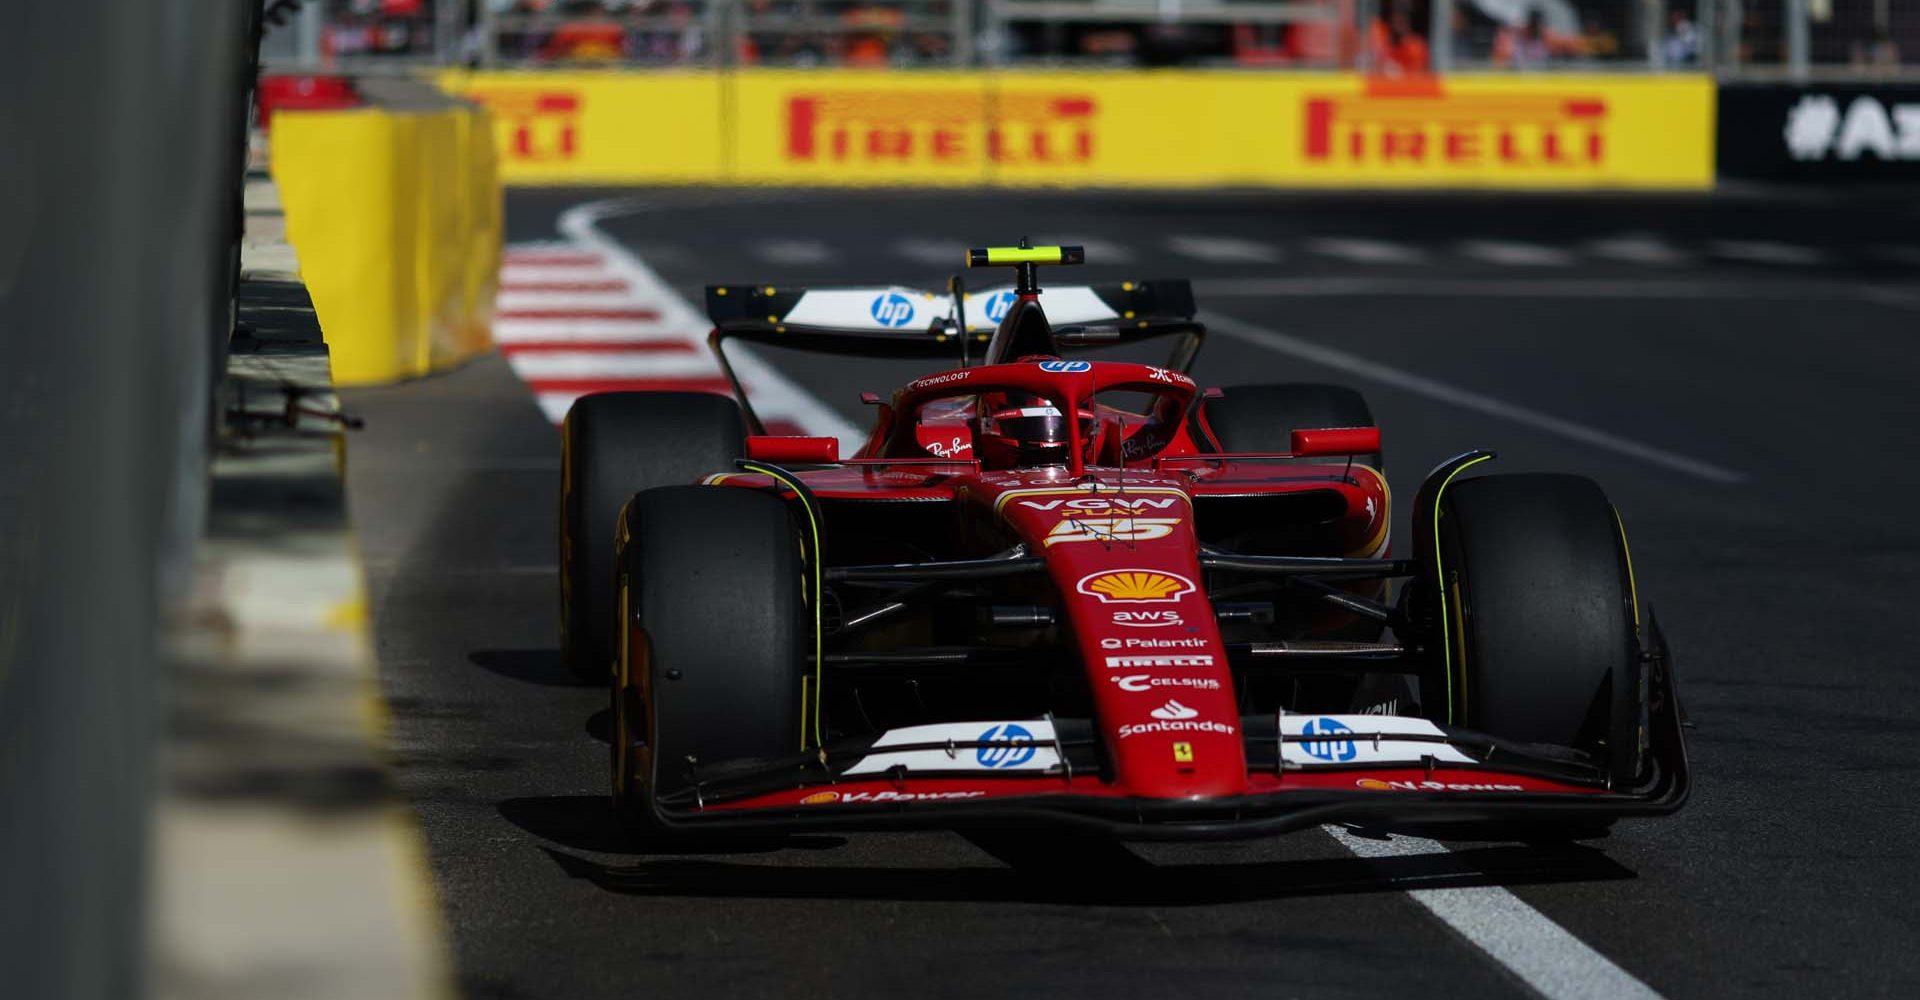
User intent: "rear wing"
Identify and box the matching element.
[703,280,1200,360]
[705,279,1204,435]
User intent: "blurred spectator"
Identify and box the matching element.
[1851,25,1903,72]
[1492,8,1584,68]
[1661,8,1698,66]
[1579,13,1618,60]
[1368,3,1430,75]
[541,0,626,62]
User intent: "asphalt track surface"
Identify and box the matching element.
[344,187,1920,1000]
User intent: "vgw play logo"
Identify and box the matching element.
[870,292,917,328]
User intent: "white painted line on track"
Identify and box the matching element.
[1194,276,1918,305]
[1168,235,1283,264]
[1586,235,1691,266]
[1036,236,1135,264]
[493,320,677,343]
[1325,826,1668,1000]
[557,200,866,453]
[1306,237,1428,265]
[506,352,720,380]
[1201,310,1747,484]
[1459,239,1574,267]
[897,239,963,267]
[754,239,837,266]
[500,263,620,284]
[1710,239,1825,266]
[497,289,639,310]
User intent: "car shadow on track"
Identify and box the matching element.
[469,648,596,688]
[501,795,1636,905]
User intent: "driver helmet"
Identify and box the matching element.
[974,392,1097,469]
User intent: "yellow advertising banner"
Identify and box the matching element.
[439,70,1714,190]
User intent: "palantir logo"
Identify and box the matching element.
[1301,717,1357,762]
[870,292,916,328]
[975,723,1036,768]
[982,290,1017,323]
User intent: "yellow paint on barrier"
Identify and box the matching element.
[440,69,1714,191]
[273,102,500,385]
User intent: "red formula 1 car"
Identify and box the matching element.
[559,245,1688,840]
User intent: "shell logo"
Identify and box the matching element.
[1076,569,1196,604]
[1354,778,1393,791]
[800,790,841,805]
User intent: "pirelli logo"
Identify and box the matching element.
[1304,81,1608,170]
[786,91,1096,166]
[468,90,582,162]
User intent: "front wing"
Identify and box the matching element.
[645,657,1690,841]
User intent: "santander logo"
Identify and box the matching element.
[1149,699,1200,721]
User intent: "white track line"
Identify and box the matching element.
[557,201,865,452]
[1168,235,1283,264]
[1586,235,1691,266]
[1306,237,1428,265]
[1459,239,1574,267]
[896,239,962,267]
[754,239,836,266]
[1325,826,1667,1000]
[507,352,721,380]
[1710,239,1826,266]
[1201,311,1746,484]
[493,320,677,344]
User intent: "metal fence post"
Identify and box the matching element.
[1698,0,1717,70]
[298,0,323,68]
[1355,0,1377,71]
[1786,0,1810,78]
[954,0,975,67]
[1430,0,1454,74]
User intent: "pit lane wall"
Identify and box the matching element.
[272,95,501,385]
[436,70,1715,191]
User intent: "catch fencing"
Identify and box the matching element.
[267,0,1920,77]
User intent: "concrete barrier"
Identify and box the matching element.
[272,88,500,386]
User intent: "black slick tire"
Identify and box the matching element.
[611,485,807,834]
[1431,473,1641,789]
[560,392,744,681]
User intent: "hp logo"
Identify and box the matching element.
[1300,717,1357,762]
[976,723,1037,769]
[1037,360,1091,373]
[982,290,1017,323]
[870,292,916,328]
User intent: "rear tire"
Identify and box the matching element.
[1198,382,1383,471]
[561,392,744,681]
[611,486,807,834]
[1428,473,1641,789]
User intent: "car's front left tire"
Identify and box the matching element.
[611,485,808,835]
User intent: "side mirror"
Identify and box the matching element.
[1290,426,1380,458]
[745,435,840,465]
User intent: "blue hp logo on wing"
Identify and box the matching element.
[870,292,916,328]
[982,290,1017,323]
[1037,360,1090,373]
[1301,717,1357,762]
[976,723,1036,768]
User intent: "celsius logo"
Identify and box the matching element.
[1037,360,1091,373]
[982,290,1017,323]
[1300,716,1356,762]
[1111,675,1222,692]
[975,723,1036,768]
[870,292,916,328]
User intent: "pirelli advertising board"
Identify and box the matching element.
[439,70,1714,190]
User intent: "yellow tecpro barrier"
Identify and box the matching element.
[438,70,1714,191]
[272,101,501,385]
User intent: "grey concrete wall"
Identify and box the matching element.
[0,3,258,998]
